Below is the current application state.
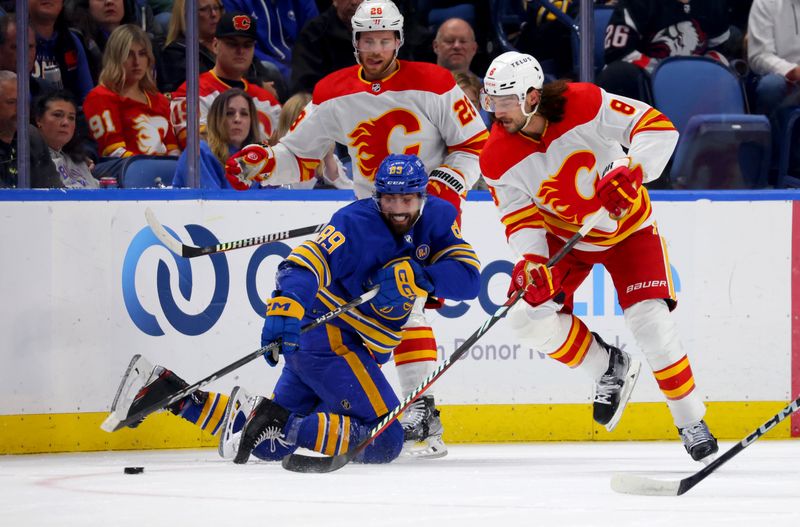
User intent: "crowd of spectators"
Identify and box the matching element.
[0,0,798,189]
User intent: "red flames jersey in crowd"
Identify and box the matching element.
[264,60,489,199]
[83,85,179,157]
[480,82,678,257]
[171,71,281,148]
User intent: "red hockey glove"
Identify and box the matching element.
[508,254,565,307]
[427,167,467,214]
[595,162,643,219]
[225,143,275,190]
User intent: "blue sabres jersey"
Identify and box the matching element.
[275,197,480,362]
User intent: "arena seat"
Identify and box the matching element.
[651,57,772,189]
[118,155,179,188]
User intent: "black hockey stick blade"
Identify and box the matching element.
[145,207,325,258]
[611,393,800,496]
[281,209,609,473]
[102,287,379,432]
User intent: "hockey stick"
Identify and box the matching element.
[610,393,800,496]
[282,209,609,473]
[101,287,379,433]
[145,207,325,258]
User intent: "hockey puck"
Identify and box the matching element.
[123,466,144,474]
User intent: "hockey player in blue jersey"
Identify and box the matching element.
[228,153,481,464]
[103,154,480,465]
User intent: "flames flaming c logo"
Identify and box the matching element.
[537,151,600,223]
[348,109,421,180]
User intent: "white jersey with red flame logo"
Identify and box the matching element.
[480,83,678,257]
[266,60,489,199]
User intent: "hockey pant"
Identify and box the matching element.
[252,323,403,463]
[508,226,706,428]
[393,296,438,396]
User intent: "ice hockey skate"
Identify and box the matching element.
[100,354,195,432]
[233,396,292,464]
[218,386,256,459]
[400,395,447,459]
[591,333,641,432]
[679,419,719,464]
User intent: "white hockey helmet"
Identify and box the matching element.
[351,0,405,49]
[481,51,544,115]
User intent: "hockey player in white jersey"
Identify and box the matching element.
[223,0,489,458]
[479,51,718,463]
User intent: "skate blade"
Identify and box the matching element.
[604,359,641,432]
[401,437,448,459]
[697,451,718,466]
[218,386,244,459]
[100,413,121,433]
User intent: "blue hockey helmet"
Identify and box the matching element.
[373,154,428,196]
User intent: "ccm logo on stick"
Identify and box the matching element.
[626,280,667,294]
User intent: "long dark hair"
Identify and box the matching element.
[537,79,569,123]
[34,90,87,164]
[207,89,262,165]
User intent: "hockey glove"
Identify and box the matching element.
[508,254,565,307]
[366,259,434,311]
[595,160,643,219]
[427,167,467,214]
[261,293,304,366]
[225,143,275,190]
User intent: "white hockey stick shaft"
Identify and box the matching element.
[145,207,325,258]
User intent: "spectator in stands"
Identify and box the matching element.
[171,12,281,149]
[66,0,142,82]
[748,0,800,117]
[173,88,263,188]
[514,0,578,79]
[0,70,61,188]
[269,91,352,189]
[453,70,489,129]
[221,0,319,101]
[83,24,178,162]
[0,14,55,109]
[748,0,800,176]
[290,0,362,95]
[157,0,220,92]
[597,0,736,104]
[29,0,95,102]
[432,17,478,78]
[34,90,99,188]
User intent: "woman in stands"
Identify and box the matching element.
[157,0,221,92]
[83,24,179,161]
[35,90,99,188]
[173,89,264,189]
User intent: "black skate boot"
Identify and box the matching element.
[592,333,641,432]
[400,395,447,459]
[233,397,292,464]
[679,420,719,463]
[101,355,204,432]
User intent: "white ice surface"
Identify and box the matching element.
[1,441,798,526]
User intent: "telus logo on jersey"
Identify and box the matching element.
[348,109,421,180]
